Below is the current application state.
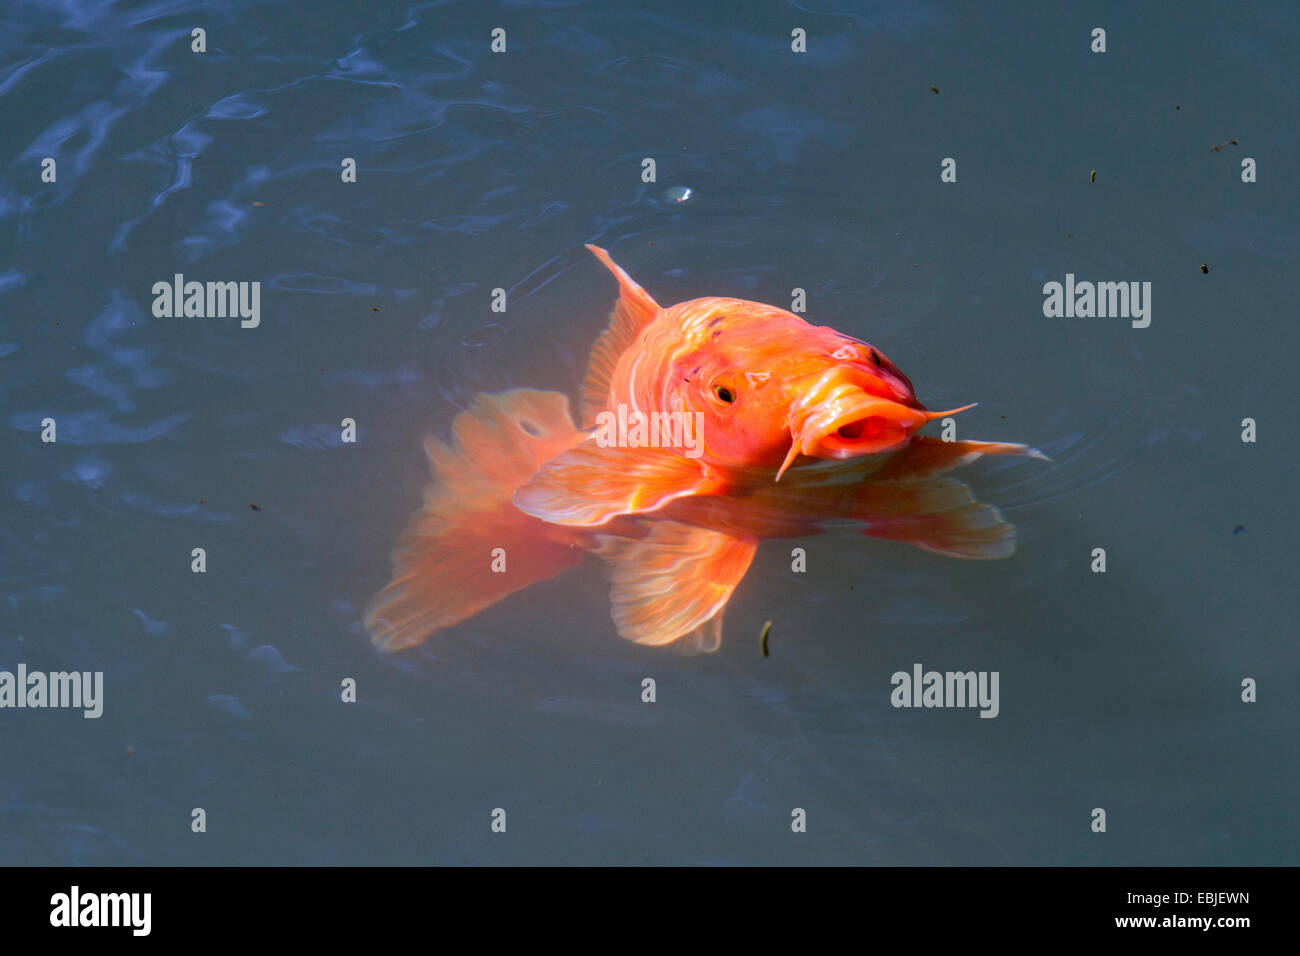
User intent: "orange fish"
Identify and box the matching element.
[365,245,1044,654]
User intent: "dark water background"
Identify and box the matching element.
[1,0,1296,864]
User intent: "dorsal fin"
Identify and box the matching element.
[579,244,661,428]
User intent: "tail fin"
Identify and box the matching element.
[365,389,588,652]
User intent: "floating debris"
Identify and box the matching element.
[1090,169,1096,183]
[1233,524,1245,535]
[663,185,694,204]
[249,503,262,511]
[929,85,940,94]
[1200,263,1209,274]
[1209,139,1238,152]
[759,620,772,657]
[252,201,264,207]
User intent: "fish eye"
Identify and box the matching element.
[870,348,883,367]
[711,383,736,404]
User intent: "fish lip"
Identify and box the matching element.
[817,419,910,455]
[776,371,932,481]
[797,395,928,456]
[775,391,926,481]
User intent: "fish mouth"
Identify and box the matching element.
[777,381,975,481]
[818,407,919,454]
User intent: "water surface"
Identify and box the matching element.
[1,0,1296,864]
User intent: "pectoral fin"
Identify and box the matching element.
[874,435,1048,481]
[852,476,1017,559]
[514,442,724,526]
[594,522,758,649]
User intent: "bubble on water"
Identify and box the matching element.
[663,185,694,204]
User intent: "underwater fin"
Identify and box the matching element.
[872,435,1048,482]
[671,611,727,656]
[594,522,757,648]
[850,476,1017,559]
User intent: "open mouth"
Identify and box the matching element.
[810,402,928,458]
[776,387,977,481]
[820,414,911,452]
[836,419,868,439]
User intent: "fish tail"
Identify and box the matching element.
[365,389,589,652]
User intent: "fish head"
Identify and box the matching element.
[662,299,972,479]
